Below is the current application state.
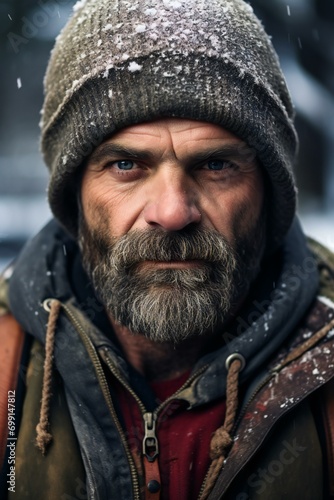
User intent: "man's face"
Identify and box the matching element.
[80,118,265,343]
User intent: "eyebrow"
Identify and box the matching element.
[88,143,156,164]
[88,142,257,165]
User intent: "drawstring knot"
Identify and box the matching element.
[209,427,233,460]
[36,298,61,455]
[199,355,244,500]
[200,317,334,499]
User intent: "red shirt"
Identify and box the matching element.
[115,371,226,499]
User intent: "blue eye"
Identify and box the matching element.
[207,160,227,171]
[116,160,134,170]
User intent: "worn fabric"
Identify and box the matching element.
[8,341,86,500]
[41,0,297,250]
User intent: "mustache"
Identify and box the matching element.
[105,227,234,270]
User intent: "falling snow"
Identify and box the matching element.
[17,78,22,89]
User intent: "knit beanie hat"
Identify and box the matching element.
[41,0,298,250]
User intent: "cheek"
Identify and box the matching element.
[206,173,264,240]
[231,175,265,238]
[81,175,145,236]
[240,176,264,223]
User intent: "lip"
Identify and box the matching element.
[137,260,204,270]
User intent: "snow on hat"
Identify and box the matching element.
[41,0,298,250]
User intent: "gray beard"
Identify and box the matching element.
[79,219,265,344]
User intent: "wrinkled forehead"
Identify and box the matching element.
[86,118,258,168]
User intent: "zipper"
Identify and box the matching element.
[49,299,334,499]
[60,300,210,499]
[232,371,276,434]
[106,351,210,464]
[58,301,277,500]
[198,466,211,500]
[60,303,141,500]
[143,412,159,462]
[105,349,210,496]
[105,350,209,420]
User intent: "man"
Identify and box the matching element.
[1,0,334,499]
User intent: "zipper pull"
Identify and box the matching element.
[142,412,159,462]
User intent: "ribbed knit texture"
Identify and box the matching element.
[41,0,298,249]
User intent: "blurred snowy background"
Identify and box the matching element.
[0,0,333,271]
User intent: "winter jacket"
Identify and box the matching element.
[1,218,334,499]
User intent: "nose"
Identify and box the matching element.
[143,174,201,231]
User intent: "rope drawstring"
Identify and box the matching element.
[199,356,243,500]
[36,299,61,455]
[272,318,334,373]
[199,317,334,499]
